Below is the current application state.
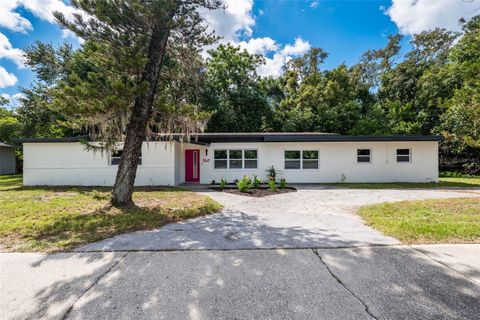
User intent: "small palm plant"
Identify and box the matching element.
[279,177,286,189]
[252,175,262,189]
[237,175,253,193]
[220,177,227,190]
[267,179,277,192]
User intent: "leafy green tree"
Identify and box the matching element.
[437,16,480,173]
[0,98,22,143]
[378,29,459,134]
[202,44,272,132]
[273,48,376,134]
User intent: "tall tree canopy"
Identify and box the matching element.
[202,44,272,132]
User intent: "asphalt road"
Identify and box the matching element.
[2,245,480,320]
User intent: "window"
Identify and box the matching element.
[302,150,319,169]
[396,148,411,163]
[244,150,258,169]
[111,150,142,165]
[214,149,258,169]
[285,151,301,169]
[229,150,242,169]
[284,150,319,169]
[357,149,371,163]
[214,150,227,169]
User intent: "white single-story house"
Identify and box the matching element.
[19,133,440,186]
[0,142,16,175]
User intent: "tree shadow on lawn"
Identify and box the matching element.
[7,242,480,319]
[0,185,221,252]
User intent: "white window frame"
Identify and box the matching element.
[357,148,371,163]
[284,150,319,170]
[213,149,258,170]
[396,148,412,163]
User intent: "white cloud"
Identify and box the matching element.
[310,1,320,9]
[204,1,312,78]
[0,0,79,33]
[259,37,311,77]
[22,0,77,23]
[0,0,33,33]
[385,0,479,35]
[0,67,18,88]
[238,37,278,55]
[0,32,25,68]
[204,0,255,43]
[282,37,311,56]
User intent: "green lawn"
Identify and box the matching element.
[0,175,222,252]
[358,198,480,244]
[326,176,480,189]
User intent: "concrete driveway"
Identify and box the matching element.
[77,186,480,251]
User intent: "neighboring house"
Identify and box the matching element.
[0,143,16,175]
[19,133,440,186]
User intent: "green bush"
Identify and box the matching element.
[279,177,286,189]
[237,175,253,193]
[220,177,227,190]
[440,171,480,178]
[267,179,276,192]
[252,175,262,188]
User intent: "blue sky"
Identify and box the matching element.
[1,0,478,107]
[251,0,396,69]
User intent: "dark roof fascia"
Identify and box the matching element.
[263,135,442,143]
[195,134,442,143]
[12,134,442,144]
[13,136,89,143]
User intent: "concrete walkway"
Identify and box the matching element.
[2,245,480,320]
[76,186,479,251]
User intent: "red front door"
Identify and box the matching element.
[185,149,200,183]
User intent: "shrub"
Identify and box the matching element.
[220,177,227,190]
[266,165,282,181]
[252,175,262,188]
[237,175,253,193]
[267,179,276,192]
[279,177,286,189]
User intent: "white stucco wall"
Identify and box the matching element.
[23,140,439,186]
[23,142,176,186]
[197,141,439,184]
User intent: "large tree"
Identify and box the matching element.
[202,44,272,132]
[45,0,221,205]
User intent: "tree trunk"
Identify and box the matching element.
[111,20,173,206]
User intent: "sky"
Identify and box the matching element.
[1,0,479,108]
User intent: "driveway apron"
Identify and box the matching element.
[76,186,479,251]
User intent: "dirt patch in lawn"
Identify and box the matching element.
[210,186,297,197]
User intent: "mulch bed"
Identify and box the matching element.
[210,186,297,197]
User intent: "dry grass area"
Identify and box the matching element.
[358,197,480,244]
[0,175,222,252]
